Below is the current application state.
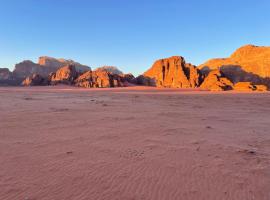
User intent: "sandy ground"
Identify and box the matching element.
[0,86,270,200]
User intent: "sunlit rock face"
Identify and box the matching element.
[75,69,132,88]
[49,65,78,85]
[142,56,201,88]
[77,70,113,88]
[233,82,268,92]
[199,45,270,86]
[200,69,233,91]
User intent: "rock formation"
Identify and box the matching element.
[2,46,270,91]
[254,85,268,91]
[142,56,201,88]
[233,82,268,92]
[38,56,90,73]
[95,66,123,75]
[233,82,256,91]
[120,73,137,86]
[22,74,47,86]
[13,57,90,80]
[199,45,270,86]
[0,68,12,80]
[200,70,233,91]
[50,65,78,85]
[75,69,127,88]
[13,60,45,79]
[75,70,112,88]
[0,68,18,85]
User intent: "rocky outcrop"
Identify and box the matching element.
[0,68,13,80]
[14,62,135,88]
[91,69,115,87]
[74,70,111,88]
[120,73,137,86]
[74,71,93,88]
[50,65,78,85]
[38,56,90,73]
[136,75,154,86]
[233,82,268,91]
[143,56,201,88]
[13,60,46,79]
[0,68,19,85]
[22,74,47,86]
[199,45,270,86]
[95,66,123,75]
[75,69,127,88]
[2,47,270,91]
[233,82,257,91]
[13,57,90,80]
[200,70,233,91]
[255,85,268,91]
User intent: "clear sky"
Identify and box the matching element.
[0,0,270,75]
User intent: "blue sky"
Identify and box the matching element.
[0,0,270,75]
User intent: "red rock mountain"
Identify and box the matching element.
[49,65,78,85]
[199,45,270,86]
[143,56,201,88]
[13,61,43,79]
[38,56,90,73]
[95,66,124,75]
[75,70,113,88]
[200,70,233,91]
[75,69,133,88]
[13,57,90,79]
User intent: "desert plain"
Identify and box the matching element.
[0,86,270,200]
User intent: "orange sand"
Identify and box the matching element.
[0,86,270,200]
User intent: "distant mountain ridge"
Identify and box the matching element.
[38,56,90,72]
[1,44,270,91]
[0,56,91,85]
[13,56,90,79]
[95,66,124,75]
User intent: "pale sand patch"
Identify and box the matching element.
[0,86,269,200]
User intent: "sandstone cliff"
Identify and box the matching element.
[75,70,112,88]
[50,65,78,85]
[233,82,268,92]
[13,60,46,79]
[95,66,124,75]
[142,56,201,88]
[75,69,132,88]
[38,56,90,73]
[200,70,233,91]
[199,45,270,86]
[13,57,90,80]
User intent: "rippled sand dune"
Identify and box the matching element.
[0,86,270,200]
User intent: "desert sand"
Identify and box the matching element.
[0,86,270,200]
